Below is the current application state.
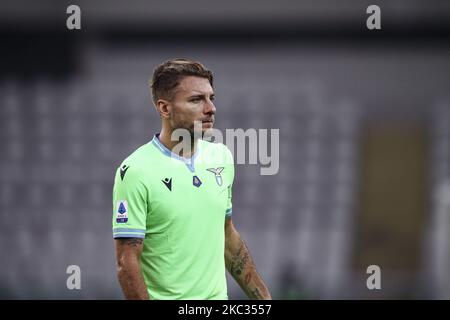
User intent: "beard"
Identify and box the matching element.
[171,117,213,140]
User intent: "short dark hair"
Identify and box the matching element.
[150,58,213,104]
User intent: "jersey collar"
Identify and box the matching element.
[151,133,199,173]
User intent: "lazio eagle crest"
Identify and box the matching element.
[207,167,224,186]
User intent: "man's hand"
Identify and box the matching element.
[115,238,149,300]
[224,218,272,300]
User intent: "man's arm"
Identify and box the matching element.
[224,218,272,300]
[115,238,149,300]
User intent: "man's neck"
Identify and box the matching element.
[158,129,197,159]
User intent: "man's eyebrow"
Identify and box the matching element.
[187,92,215,98]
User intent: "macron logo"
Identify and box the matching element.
[162,178,172,191]
[120,165,129,181]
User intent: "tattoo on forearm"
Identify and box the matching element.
[244,273,252,285]
[226,239,272,300]
[229,242,250,277]
[251,288,264,300]
[119,238,143,247]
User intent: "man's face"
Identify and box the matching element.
[167,76,216,136]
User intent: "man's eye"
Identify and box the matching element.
[190,98,201,103]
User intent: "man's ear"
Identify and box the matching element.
[155,99,171,119]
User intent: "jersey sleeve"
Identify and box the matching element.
[224,146,235,218]
[112,164,148,239]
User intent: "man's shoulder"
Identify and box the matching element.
[199,139,233,166]
[115,141,156,178]
[199,139,230,153]
[122,142,153,165]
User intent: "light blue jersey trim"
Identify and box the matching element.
[225,208,232,217]
[113,228,146,234]
[151,134,199,173]
[113,233,146,239]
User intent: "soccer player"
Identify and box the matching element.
[112,58,272,300]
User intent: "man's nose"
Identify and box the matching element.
[204,99,216,114]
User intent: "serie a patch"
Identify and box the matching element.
[116,200,128,223]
